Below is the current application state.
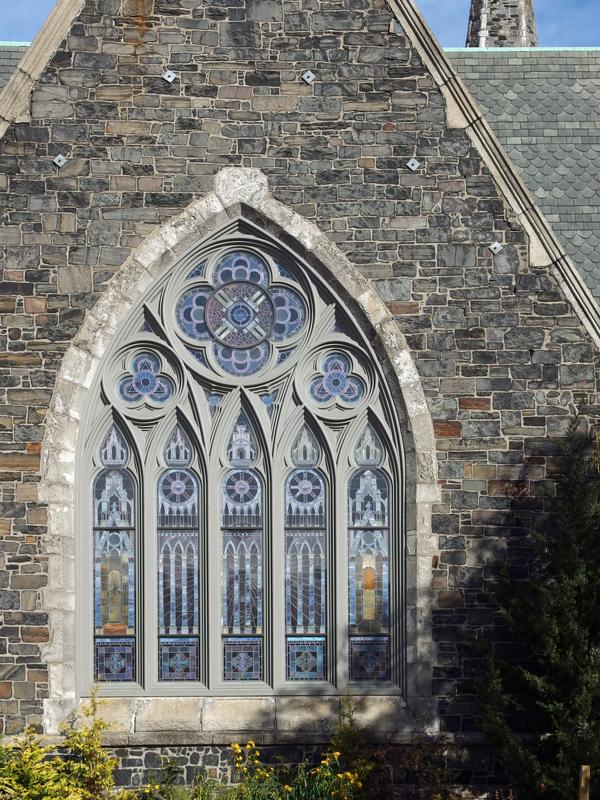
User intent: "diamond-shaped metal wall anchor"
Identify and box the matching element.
[407,158,421,172]
[162,69,177,84]
[53,154,67,168]
[489,242,504,255]
[302,70,316,85]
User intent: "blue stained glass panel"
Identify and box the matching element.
[223,469,262,527]
[270,287,306,341]
[348,529,389,634]
[222,532,262,634]
[309,352,365,405]
[94,469,135,529]
[118,352,174,405]
[100,426,128,467]
[159,637,199,681]
[214,251,269,287]
[348,469,389,528]
[187,261,206,279]
[287,637,326,681]
[159,532,199,635]
[227,414,257,467]
[214,343,270,377]
[176,287,213,341]
[158,469,198,527]
[355,426,383,467]
[349,636,390,681]
[285,464,327,678]
[186,347,209,368]
[95,637,135,682]
[286,531,326,634]
[223,637,262,681]
[164,425,193,467]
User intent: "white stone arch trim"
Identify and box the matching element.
[40,167,441,737]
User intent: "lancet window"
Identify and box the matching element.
[81,231,403,693]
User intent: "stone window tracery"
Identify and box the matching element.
[83,233,404,694]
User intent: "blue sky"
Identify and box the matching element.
[1,0,599,47]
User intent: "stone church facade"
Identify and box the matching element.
[0,0,599,789]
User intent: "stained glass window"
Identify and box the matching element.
[94,427,136,682]
[348,427,391,682]
[158,425,200,682]
[222,413,263,681]
[286,427,327,681]
[87,240,402,694]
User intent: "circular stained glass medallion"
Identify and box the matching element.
[225,470,260,506]
[160,470,196,507]
[288,470,323,506]
[205,282,275,348]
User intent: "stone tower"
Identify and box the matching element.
[467,0,537,47]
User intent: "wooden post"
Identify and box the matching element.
[579,765,590,800]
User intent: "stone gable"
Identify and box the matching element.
[0,0,598,787]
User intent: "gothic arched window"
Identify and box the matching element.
[81,229,404,694]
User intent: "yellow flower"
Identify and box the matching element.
[283,785,292,793]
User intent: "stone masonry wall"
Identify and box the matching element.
[0,0,598,754]
[466,0,537,48]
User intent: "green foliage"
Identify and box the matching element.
[395,736,462,800]
[478,416,600,799]
[227,740,365,800]
[329,695,376,799]
[0,690,134,800]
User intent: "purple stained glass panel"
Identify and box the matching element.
[159,637,199,681]
[287,637,326,681]
[223,637,262,681]
[349,636,390,682]
[95,637,135,682]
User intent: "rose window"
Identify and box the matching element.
[175,250,307,376]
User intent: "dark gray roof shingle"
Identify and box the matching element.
[0,43,28,90]
[449,48,600,300]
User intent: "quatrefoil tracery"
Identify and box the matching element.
[175,250,307,377]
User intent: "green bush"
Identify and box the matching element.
[477,416,600,799]
[0,691,133,800]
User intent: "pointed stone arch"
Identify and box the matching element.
[40,167,440,735]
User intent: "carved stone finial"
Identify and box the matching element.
[467,0,537,48]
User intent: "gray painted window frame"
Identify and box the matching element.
[77,221,406,698]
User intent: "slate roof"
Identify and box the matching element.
[0,43,29,90]
[449,48,600,300]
